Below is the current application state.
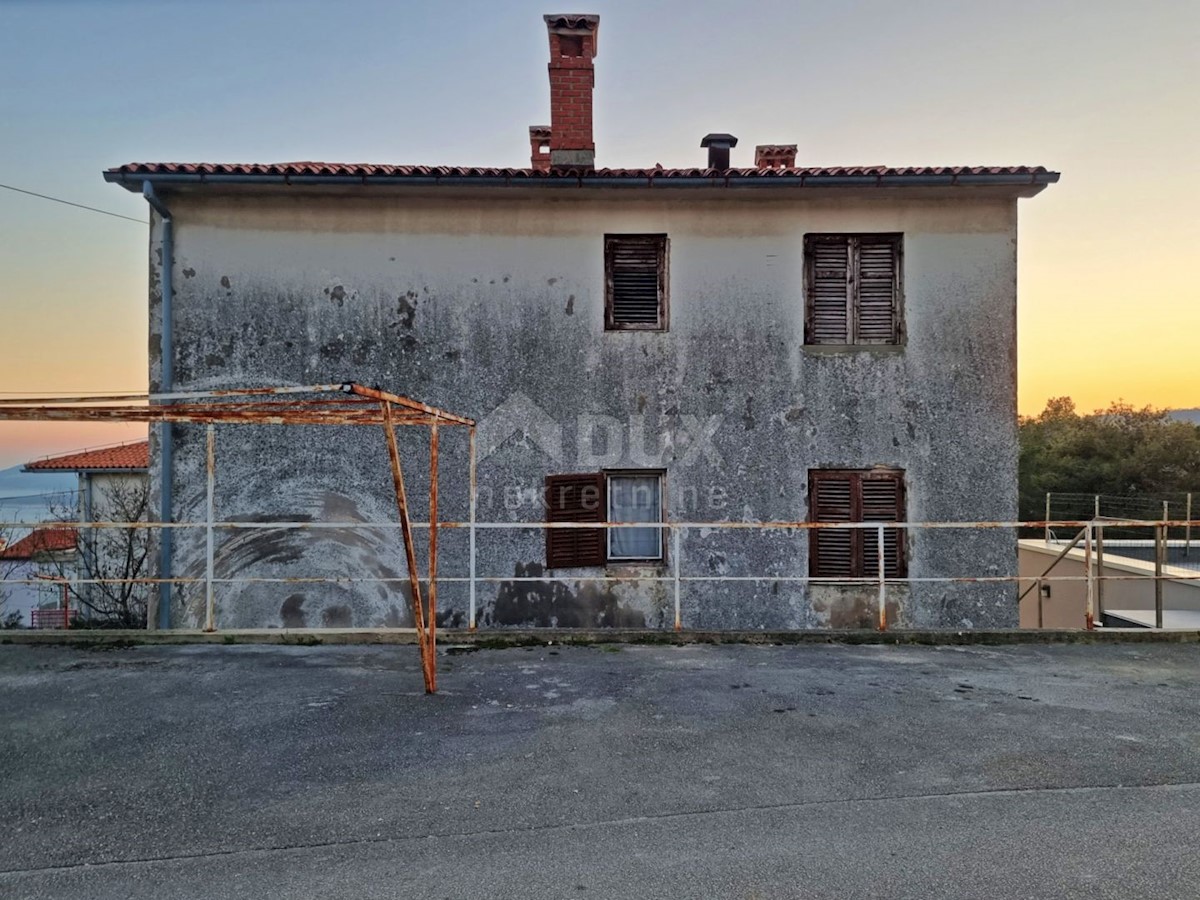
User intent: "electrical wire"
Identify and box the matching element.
[0,182,146,224]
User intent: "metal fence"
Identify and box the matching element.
[1045,492,1196,572]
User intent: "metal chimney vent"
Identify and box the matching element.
[700,133,738,169]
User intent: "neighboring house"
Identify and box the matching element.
[0,527,76,627]
[103,13,1057,631]
[25,441,151,626]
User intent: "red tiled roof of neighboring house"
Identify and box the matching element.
[0,527,77,560]
[25,440,150,472]
[105,162,1058,186]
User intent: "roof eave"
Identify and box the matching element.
[104,169,1060,194]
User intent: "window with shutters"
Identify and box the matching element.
[804,234,903,346]
[544,470,665,567]
[605,234,669,331]
[808,469,906,579]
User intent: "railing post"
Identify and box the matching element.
[1045,492,1052,544]
[877,524,887,632]
[1095,524,1105,624]
[1155,521,1165,630]
[673,525,682,631]
[1094,494,1100,519]
[1186,492,1193,559]
[468,425,477,631]
[204,424,216,633]
[1084,523,1094,630]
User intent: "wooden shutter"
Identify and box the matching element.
[806,236,850,344]
[809,469,906,578]
[809,471,855,578]
[856,236,901,344]
[860,471,906,578]
[805,234,901,345]
[545,473,606,568]
[605,235,668,330]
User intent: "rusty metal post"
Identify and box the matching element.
[1084,523,1094,630]
[877,525,887,632]
[673,526,681,631]
[1095,523,1105,624]
[381,401,434,693]
[427,423,439,685]
[468,425,477,631]
[204,424,216,633]
[1186,492,1193,559]
[1155,522,1165,630]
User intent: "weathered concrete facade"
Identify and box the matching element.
[132,184,1037,630]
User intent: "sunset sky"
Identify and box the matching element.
[0,0,1196,469]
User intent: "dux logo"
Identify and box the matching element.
[476,392,565,463]
[476,392,724,469]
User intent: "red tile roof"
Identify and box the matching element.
[0,527,77,560]
[106,162,1058,185]
[25,440,150,472]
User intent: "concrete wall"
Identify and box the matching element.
[147,186,1021,630]
[1019,540,1200,628]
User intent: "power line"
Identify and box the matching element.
[0,183,146,225]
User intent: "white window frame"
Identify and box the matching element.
[605,470,665,562]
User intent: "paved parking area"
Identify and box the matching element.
[2,640,1199,898]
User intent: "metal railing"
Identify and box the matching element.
[4,517,1199,633]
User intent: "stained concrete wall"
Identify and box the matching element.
[146,186,1021,630]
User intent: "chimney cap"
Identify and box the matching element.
[544,13,600,53]
[529,125,552,137]
[701,133,739,149]
[543,13,600,29]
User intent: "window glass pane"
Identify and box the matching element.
[608,474,662,559]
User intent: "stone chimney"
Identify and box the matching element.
[544,13,600,169]
[701,134,738,169]
[529,125,552,172]
[755,144,798,169]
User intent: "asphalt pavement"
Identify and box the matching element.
[1,640,1198,898]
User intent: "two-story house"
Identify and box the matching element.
[103,13,1057,631]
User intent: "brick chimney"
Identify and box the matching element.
[755,144,798,169]
[529,126,552,172]
[544,13,600,169]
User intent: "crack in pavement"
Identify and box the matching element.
[4,779,1199,879]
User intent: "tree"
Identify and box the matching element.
[49,478,151,628]
[1019,398,1200,522]
[0,519,21,627]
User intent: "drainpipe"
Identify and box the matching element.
[142,182,174,629]
[82,472,94,611]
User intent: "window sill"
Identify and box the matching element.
[606,561,667,573]
[802,344,906,356]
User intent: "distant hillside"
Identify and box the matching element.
[1170,409,1200,425]
[0,465,77,526]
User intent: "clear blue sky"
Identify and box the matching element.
[0,0,1197,467]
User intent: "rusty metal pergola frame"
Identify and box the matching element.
[0,382,477,694]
